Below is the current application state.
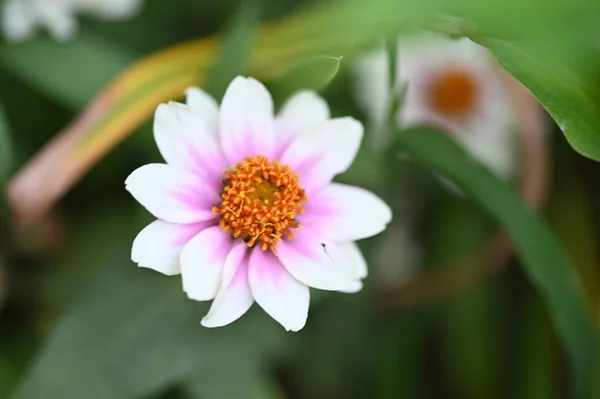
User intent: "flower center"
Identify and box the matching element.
[213,155,307,251]
[427,68,478,118]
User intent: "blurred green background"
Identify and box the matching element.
[1,0,600,398]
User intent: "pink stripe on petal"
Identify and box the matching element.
[299,183,392,242]
[276,227,358,291]
[280,118,363,194]
[180,226,234,301]
[154,102,228,176]
[126,164,219,224]
[131,219,216,276]
[220,77,275,164]
[202,251,253,328]
[248,249,309,331]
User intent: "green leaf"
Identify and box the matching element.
[270,56,342,101]
[0,102,12,185]
[10,221,288,399]
[0,33,135,108]
[396,128,598,398]
[479,38,600,161]
[182,353,283,399]
[205,0,262,99]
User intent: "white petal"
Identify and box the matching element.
[153,102,227,187]
[201,251,253,328]
[219,241,249,290]
[351,46,392,130]
[275,91,330,155]
[219,76,275,163]
[77,0,142,20]
[131,219,215,276]
[1,0,36,42]
[125,163,219,224]
[180,226,233,301]
[37,2,77,41]
[248,249,309,332]
[301,183,392,242]
[339,281,363,294]
[185,87,219,136]
[280,117,363,193]
[323,241,368,280]
[277,233,358,291]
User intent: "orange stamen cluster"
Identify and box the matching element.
[213,155,307,251]
[428,68,478,119]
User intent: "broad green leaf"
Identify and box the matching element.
[480,38,600,161]
[183,354,283,399]
[0,103,11,185]
[204,1,262,99]
[0,33,135,108]
[396,128,598,398]
[270,56,342,101]
[11,250,288,399]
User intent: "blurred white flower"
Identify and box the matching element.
[354,33,517,181]
[126,76,392,331]
[2,0,143,42]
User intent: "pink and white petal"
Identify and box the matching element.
[319,241,368,281]
[154,102,227,187]
[185,87,219,135]
[201,254,253,328]
[131,219,216,276]
[180,226,233,301]
[249,250,309,332]
[339,281,363,294]
[277,232,358,291]
[125,164,219,224]
[219,76,275,163]
[275,91,330,155]
[219,241,248,291]
[280,117,363,193]
[301,183,392,242]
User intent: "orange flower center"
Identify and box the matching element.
[213,155,307,251]
[427,68,478,118]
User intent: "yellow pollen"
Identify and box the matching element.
[213,155,307,252]
[427,68,478,119]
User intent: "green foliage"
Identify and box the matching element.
[396,128,598,398]
[481,38,600,161]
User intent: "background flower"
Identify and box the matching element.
[2,0,143,42]
[354,33,517,181]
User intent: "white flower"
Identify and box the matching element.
[126,77,392,331]
[2,0,142,42]
[354,33,517,181]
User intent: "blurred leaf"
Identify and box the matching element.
[205,0,262,99]
[546,149,600,324]
[270,56,342,101]
[480,38,600,161]
[10,220,288,399]
[0,33,135,108]
[516,292,560,399]
[396,128,598,398]
[430,197,499,399]
[0,102,12,185]
[182,353,283,399]
[11,267,287,399]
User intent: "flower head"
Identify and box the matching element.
[354,33,516,180]
[2,0,142,42]
[126,77,392,331]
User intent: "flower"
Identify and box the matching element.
[353,33,516,181]
[126,77,392,331]
[2,0,142,42]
